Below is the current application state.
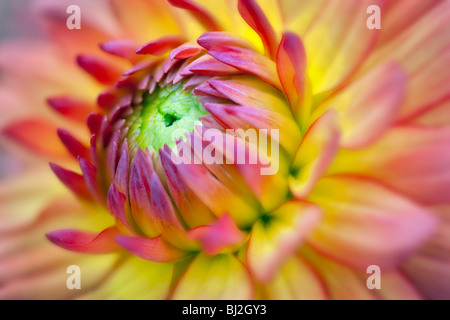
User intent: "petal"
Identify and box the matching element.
[177,162,259,228]
[238,0,278,58]
[404,205,450,299]
[197,32,254,51]
[187,214,245,255]
[330,126,450,205]
[46,227,120,254]
[116,235,188,263]
[57,129,91,161]
[128,149,159,237]
[207,77,290,115]
[247,201,323,282]
[168,0,222,31]
[169,42,204,60]
[136,35,186,55]
[172,253,253,299]
[47,96,95,123]
[207,46,281,89]
[99,40,140,62]
[307,175,438,271]
[110,0,180,41]
[79,157,104,205]
[290,110,340,199]
[76,55,123,85]
[315,63,406,149]
[159,149,215,228]
[3,119,68,159]
[276,32,308,122]
[49,163,93,201]
[264,256,328,300]
[303,0,382,93]
[301,246,376,300]
[149,172,198,251]
[78,256,173,299]
[204,103,301,155]
[106,184,132,230]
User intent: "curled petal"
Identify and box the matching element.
[46,227,120,253]
[168,0,222,31]
[116,235,188,263]
[247,201,323,282]
[277,32,308,122]
[159,149,215,228]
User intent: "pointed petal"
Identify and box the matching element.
[76,55,122,85]
[46,227,120,253]
[208,46,281,89]
[178,162,259,228]
[49,163,93,201]
[136,35,186,55]
[99,40,139,62]
[303,0,381,93]
[186,55,241,77]
[290,110,340,198]
[317,62,406,149]
[168,0,222,31]
[264,257,328,300]
[3,119,68,158]
[308,175,438,271]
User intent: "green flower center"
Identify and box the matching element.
[127,82,208,152]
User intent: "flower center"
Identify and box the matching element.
[126,82,207,152]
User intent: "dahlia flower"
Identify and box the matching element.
[0,0,449,300]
